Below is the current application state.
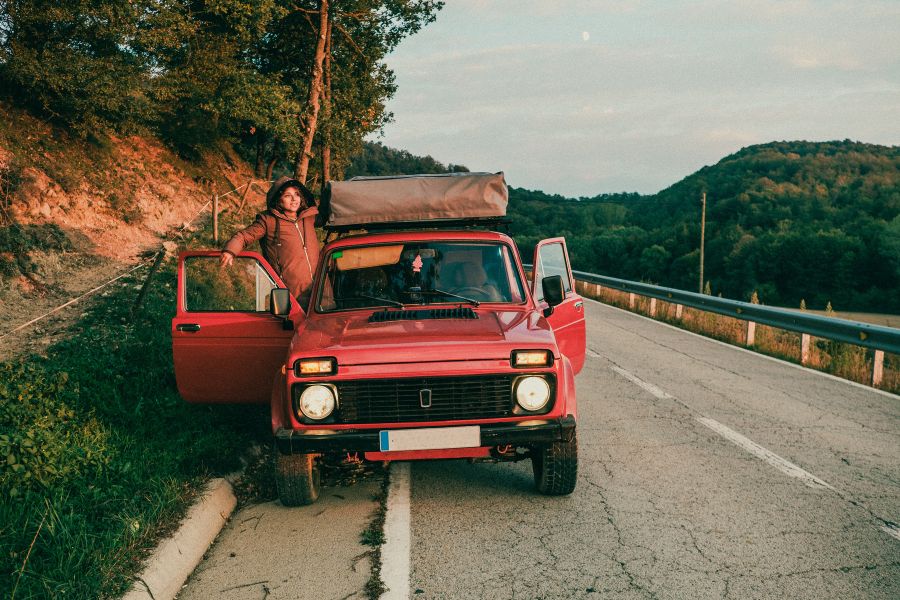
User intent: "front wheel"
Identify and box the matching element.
[532,434,578,495]
[276,452,321,506]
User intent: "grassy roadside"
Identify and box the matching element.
[0,219,271,598]
[577,281,900,395]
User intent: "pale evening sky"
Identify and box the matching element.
[376,0,900,197]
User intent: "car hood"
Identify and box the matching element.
[292,309,556,365]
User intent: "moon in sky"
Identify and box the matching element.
[582,31,590,41]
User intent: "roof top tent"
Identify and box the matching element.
[320,172,509,233]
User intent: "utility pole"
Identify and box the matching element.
[699,191,706,294]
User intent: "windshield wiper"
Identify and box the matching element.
[420,289,480,307]
[342,294,404,308]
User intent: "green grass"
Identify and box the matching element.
[0,252,270,598]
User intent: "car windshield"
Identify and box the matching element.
[316,241,526,312]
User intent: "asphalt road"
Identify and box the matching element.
[180,298,899,599]
[401,299,899,599]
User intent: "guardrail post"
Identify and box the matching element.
[628,293,636,309]
[872,350,884,387]
[649,298,657,317]
[801,333,811,365]
[675,304,683,319]
[746,321,756,346]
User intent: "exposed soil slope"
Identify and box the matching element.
[0,102,267,359]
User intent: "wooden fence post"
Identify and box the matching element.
[872,350,884,387]
[746,321,756,346]
[649,298,657,317]
[628,293,635,310]
[212,192,219,243]
[801,333,811,365]
[675,304,683,319]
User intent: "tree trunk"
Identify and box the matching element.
[320,14,333,192]
[255,131,268,177]
[294,0,329,185]
[266,155,278,183]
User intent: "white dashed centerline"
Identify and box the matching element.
[695,416,835,491]
[606,362,835,490]
[609,365,675,400]
[597,359,898,541]
[881,523,900,542]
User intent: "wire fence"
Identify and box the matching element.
[0,176,267,341]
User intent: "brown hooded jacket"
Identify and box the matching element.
[222,179,320,304]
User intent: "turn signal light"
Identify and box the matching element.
[511,350,553,368]
[295,357,337,377]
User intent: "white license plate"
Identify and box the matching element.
[379,426,481,452]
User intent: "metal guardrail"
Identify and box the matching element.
[569,269,900,355]
[525,264,900,356]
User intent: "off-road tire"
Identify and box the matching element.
[276,452,321,506]
[532,434,578,495]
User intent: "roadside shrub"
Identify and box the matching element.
[0,260,269,599]
[0,223,74,281]
[0,364,113,499]
[0,158,23,225]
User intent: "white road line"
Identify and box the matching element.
[609,365,675,400]
[606,363,836,491]
[603,357,899,541]
[881,523,900,542]
[605,363,835,490]
[696,417,835,491]
[380,462,411,600]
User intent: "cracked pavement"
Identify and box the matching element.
[178,479,380,600]
[407,300,899,599]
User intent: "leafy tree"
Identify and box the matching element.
[499,140,900,313]
[0,0,160,134]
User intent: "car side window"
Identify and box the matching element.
[184,256,277,312]
[534,242,572,301]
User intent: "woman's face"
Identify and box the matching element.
[278,186,304,215]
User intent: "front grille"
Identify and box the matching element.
[335,375,517,423]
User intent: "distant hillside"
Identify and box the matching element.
[344,142,469,178]
[511,141,900,313]
[348,140,900,313]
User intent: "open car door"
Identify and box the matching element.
[531,238,586,374]
[172,251,304,404]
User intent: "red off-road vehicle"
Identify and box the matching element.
[172,173,585,505]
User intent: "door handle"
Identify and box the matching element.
[575,301,583,312]
[176,323,201,332]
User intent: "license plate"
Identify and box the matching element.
[379,426,481,452]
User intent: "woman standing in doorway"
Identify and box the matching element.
[220,176,320,307]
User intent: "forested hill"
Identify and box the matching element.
[349,140,900,313]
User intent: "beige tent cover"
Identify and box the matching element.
[325,172,507,227]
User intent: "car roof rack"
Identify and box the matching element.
[322,217,511,243]
[324,216,510,233]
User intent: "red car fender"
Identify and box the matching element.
[271,369,290,433]
[558,355,578,420]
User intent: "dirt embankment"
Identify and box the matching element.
[0,102,268,358]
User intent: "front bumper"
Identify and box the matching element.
[275,416,576,455]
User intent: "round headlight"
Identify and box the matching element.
[299,385,336,420]
[515,376,550,411]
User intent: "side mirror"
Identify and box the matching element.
[270,288,292,317]
[541,275,565,317]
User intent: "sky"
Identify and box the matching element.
[376,0,900,197]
